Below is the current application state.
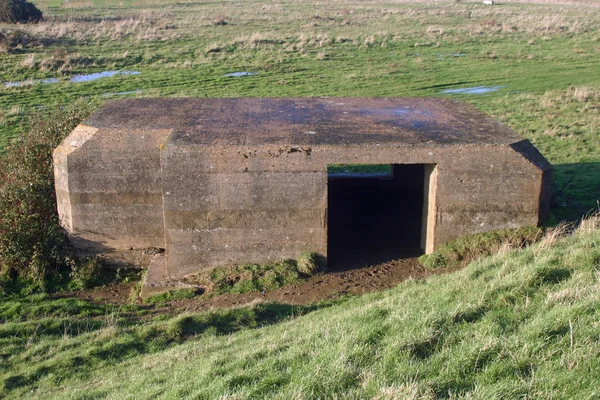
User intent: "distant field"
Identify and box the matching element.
[504,0,600,5]
[1,0,599,221]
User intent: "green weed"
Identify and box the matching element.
[188,255,325,297]
[296,251,325,277]
[143,287,198,305]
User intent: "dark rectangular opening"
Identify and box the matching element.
[327,164,425,270]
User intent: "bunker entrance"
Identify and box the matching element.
[327,164,435,269]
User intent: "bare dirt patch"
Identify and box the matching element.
[73,258,454,315]
[176,258,427,313]
[74,281,138,303]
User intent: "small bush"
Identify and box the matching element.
[0,99,98,292]
[0,29,34,53]
[0,0,43,24]
[68,256,102,290]
[419,226,546,270]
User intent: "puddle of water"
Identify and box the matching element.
[441,86,505,95]
[436,53,466,60]
[4,71,141,88]
[359,107,411,117]
[4,78,58,88]
[358,107,433,119]
[70,71,140,83]
[223,71,258,77]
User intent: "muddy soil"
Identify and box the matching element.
[74,257,454,315]
[173,258,427,313]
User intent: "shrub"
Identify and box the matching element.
[0,0,43,24]
[0,99,98,291]
[0,29,34,53]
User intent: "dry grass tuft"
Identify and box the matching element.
[213,15,227,26]
[232,32,284,49]
[205,42,223,53]
[7,105,25,116]
[20,53,36,68]
[577,210,600,234]
[497,241,515,256]
[546,285,597,305]
[426,25,444,35]
[375,380,435,400]
[538,220,574,249]
[541,86,600,108]
[569,86,598,102]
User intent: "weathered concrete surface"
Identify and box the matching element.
[86,97,522,146]
[53,125,170,254]
[54,98,552,280]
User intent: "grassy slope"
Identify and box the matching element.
[1,219,599,399]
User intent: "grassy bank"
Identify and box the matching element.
[1,215,598,398]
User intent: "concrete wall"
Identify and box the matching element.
[160,144,327,278]
[432,143,549,245]
[157,140,549,279]
[53,126,170,252]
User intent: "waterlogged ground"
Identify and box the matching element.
[441,85,505,94]
[3,70,140,87]
[1,0,599,221]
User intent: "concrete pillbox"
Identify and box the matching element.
[54,98,551,280]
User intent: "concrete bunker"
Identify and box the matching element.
[53,97,551,282]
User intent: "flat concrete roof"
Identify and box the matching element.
[84,98,523,147]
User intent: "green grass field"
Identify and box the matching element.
[1,0,600,397]
[1,215,599,399]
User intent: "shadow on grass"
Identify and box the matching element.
[551,162,600,222]
[1,300,339,393]
[165,301,337,338]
